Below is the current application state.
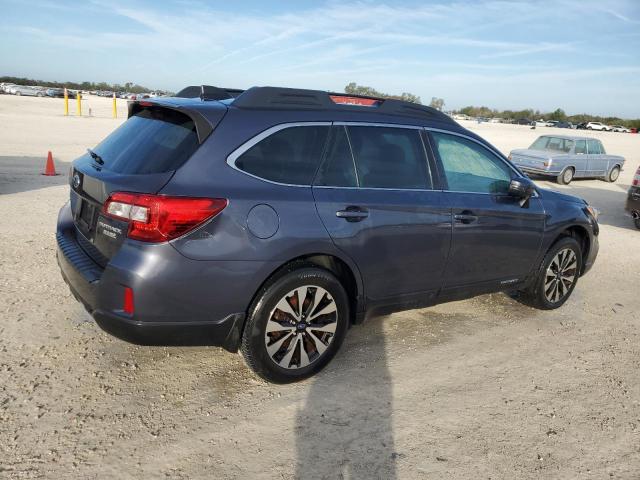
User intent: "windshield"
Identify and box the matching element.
[93,107,199,174]
[529,136,574,153]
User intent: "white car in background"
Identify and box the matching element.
[611,125,630,133]
[585,121,610,131]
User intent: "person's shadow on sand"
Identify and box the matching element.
[295,316,396,479]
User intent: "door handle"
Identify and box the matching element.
[336,207,369,222]
[454,212,478,224]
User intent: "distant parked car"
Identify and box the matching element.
[534,120,554,127]
[509,135,625,184]
[554,121,573,129]
[516,118,532,125]
[12,85,44,97]
[625,166,640,229]
[611,125,630,133]
[1,83,17,94]
[584,122,609,131]
[45,88,65,98]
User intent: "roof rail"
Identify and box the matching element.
[231,86,453,123]
[174,85,245,100]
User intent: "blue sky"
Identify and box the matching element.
[1,0,639,117]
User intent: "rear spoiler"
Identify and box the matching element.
[128,101,214,144]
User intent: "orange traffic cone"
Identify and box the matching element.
[43,151,58,176]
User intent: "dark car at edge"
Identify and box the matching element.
[56,85,600,383]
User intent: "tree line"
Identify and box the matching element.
[0,76,157,94]
[344,83,639,129]
[456,105,640,129]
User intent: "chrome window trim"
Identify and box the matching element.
[226,122,332,188]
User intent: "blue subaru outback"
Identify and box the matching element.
[56,86,599,383]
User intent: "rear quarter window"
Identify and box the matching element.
[234,126,329,185]
[94,107,200,174]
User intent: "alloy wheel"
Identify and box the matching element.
[544,248,578,303]
[264,285,338,370]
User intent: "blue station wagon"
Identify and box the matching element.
[56,86,600,383]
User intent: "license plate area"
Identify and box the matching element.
[75,199,98,239]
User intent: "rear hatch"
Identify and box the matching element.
[70,102,224,266]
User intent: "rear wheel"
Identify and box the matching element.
[606,166,620,183]
[241,267,349,383]
[557,167,574,185]
[634,217,640,230]
[514,236,582,310]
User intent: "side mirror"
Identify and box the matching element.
[508,177,535,205]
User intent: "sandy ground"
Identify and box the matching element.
[1,95,639,479]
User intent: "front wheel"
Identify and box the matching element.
[514,236,582,310]
[241,267,349,383]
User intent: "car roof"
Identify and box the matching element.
[536,134,600,142]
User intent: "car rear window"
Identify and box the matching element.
[235,126,329,185]
[92,107,199,174]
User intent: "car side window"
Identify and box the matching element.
[314,126,358,187]
[430,132,513,194]
[587,139,601,155]
[346,126,432,190]
[598,141,606,154]
[574,140,586,154]
[235,126,329,185]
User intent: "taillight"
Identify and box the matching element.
[103,192,227,242]
[633,167,640,186]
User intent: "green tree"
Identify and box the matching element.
[548,108,567,121]
[429,97,445,111]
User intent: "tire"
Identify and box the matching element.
[634,217,640,230]
[587,126,592,130]
[36,92,44,97]
[514,236,582,310]
[15,92,21,96]
[606,166,620,183]
[241,266,350,383]
[557,167,574,185]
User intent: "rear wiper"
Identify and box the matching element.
[87,148,104,165]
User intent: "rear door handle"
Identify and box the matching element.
[454,212,478,224]
[336,207,369,222]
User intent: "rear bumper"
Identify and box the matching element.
[516,166,561,176]
[55,202,276,352]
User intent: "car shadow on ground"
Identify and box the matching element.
[295,315,397,479]
[558,181,634,230]
[0,156,68,195]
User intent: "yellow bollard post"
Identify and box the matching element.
[112,93,117,118]
[64,88,69,116]
[76,91,82,116]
